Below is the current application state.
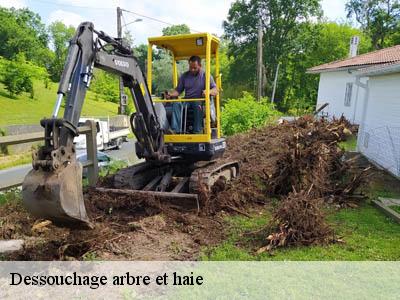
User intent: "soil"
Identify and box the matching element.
[0,116,365,260]
[0,190,228,260]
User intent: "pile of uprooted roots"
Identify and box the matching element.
[210,115,367,252]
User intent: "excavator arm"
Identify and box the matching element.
[22,22,169,227]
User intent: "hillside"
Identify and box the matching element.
[0,80,119,126]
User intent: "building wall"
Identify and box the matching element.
[357,73,400,177]
[316,71,366,124]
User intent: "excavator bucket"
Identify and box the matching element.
[22,162,92,228]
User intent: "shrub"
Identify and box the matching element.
[0,54,48,98]
[90,69,120,103]
[221,92,279,136]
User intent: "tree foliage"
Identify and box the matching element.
[48,21,75,81]
[281,22,370,112]
[0,53,49,97]
[222,0,376,112]
[90,70,120,103]
[346,0,400,49]
[162,24,190,36]
[0,7,51,67]
[223,0,322,104]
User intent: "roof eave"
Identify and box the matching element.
[356,63,400,77]
[306,66,359,74]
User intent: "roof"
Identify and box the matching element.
[148,33,219,60]
[308,45,400,74]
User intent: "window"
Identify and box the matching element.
[344,83,353,107]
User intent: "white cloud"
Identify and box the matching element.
[46,0,234,44]
[44,0,347,45]
[113,0,235,44]
[48,9,85,27]
[0,0,26,9]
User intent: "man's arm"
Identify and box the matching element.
[203,75,219,97]
[168,74,185,98]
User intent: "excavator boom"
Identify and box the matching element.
[22,22,168,227]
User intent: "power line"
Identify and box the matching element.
[28,0,201,32]
[121,8,201,33]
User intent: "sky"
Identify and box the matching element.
[0,0,349,44]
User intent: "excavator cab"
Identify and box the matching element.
[146,33,225,161]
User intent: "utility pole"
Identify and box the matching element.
[117,7,127,115]
[256,17,263,101]
[271,62,280,104]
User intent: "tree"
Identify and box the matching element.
[223,0,322,103]
[133,44,148,72]
[90,70,120,103]
[0,7,51,67]
[346,0,400,49]
[281,22,371,113]
[145,25,191,95]
[48,21,75,81]
[162,24,190,36]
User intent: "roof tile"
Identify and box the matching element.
[308,45,400,73]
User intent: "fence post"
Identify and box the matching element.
[85,120,98,187]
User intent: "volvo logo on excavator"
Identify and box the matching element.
[114,59,129,68]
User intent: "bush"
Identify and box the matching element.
[0,54,48,98]
[221,92,280,136]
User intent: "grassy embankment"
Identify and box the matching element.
[0,80,118,170]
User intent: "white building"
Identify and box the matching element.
[309,46,400,178]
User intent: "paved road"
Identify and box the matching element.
[0,164,31,189]
[0,139,138,190]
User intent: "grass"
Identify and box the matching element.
[0,188,21,206]
[203,204,400,261]
[0,80,118,126]
[0,80,119,168]
[0,151,32,170]
[203,168,400,261]
[339,135,357,152]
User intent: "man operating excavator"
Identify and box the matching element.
[167,55,219,134]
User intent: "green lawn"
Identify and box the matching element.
[203,168,400,261]
[0,80,118,126]
[0,152,32,170]
[203,204,400,261]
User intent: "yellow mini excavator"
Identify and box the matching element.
[22,22,239,228]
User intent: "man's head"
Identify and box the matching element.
[188,56,202,75]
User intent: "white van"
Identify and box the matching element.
[75,117,130,151]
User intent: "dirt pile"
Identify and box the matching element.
[0,115,365,260]
[207,116,361,209]
[0,190,225,260]
[207,115,366,251]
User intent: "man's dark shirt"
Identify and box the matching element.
[176,70,216,99]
